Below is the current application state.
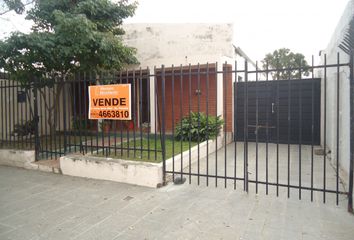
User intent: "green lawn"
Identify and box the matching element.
[96,137,198,163]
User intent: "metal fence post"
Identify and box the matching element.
[161,65,166,185]
[349,53,354,213]
[244,60,249,192]
[62,77,67,155]
[33,77,40,161]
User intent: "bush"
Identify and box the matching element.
[175,112,224,142]
[12,119,35,136]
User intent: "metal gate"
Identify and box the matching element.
[163,56,354,212]
[235,78,321,144]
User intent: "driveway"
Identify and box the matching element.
[167,142,348,204]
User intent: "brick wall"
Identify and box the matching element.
[156,64,232,133]
[223,64,233,132]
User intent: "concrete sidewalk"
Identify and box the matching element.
[0,166,353,240]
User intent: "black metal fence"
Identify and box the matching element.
[230,56,352,206]
[0,56,353,211]
[159,57,353,211]
[0,70,167,162]
[0,75,36,150]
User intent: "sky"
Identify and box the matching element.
[0,0,350,62]
[126,0,350,62]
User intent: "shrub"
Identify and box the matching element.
[175,112,224,142]
[12,120,35,136]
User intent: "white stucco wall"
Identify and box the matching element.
[319,0,354,178]
[123,23,235,68]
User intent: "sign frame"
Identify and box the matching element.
[88,84,132,120]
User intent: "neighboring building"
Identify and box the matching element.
[318,0,354,177]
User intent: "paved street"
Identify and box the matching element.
[0,165,353,240]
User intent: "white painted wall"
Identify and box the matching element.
[319,0,354,178]
[123,23,235,68]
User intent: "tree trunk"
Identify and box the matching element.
[38,81,64,136]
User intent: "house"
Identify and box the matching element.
[122,23,255,138]
[0,23,256,159]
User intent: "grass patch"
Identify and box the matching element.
[1,132,201,164]
[96,137,198,163]
[0,134,86,151]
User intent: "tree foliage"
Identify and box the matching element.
[0,0,138,83]
[0,0,29,15]
[262,48,310,80]
[0,0,138,132]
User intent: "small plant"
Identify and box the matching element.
[12,119,36,136]
[175,112,224,142]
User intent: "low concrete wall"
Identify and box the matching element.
[60,156,163,188]
[60,135,229,188]
[165,134,229,172]
[0,149,36,169]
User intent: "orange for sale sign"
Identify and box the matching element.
[88,84,131,120]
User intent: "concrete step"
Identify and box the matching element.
[30,159,61,174]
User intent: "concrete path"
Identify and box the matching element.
[0,166,353,240]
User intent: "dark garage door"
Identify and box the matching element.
[235,78,321,145]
